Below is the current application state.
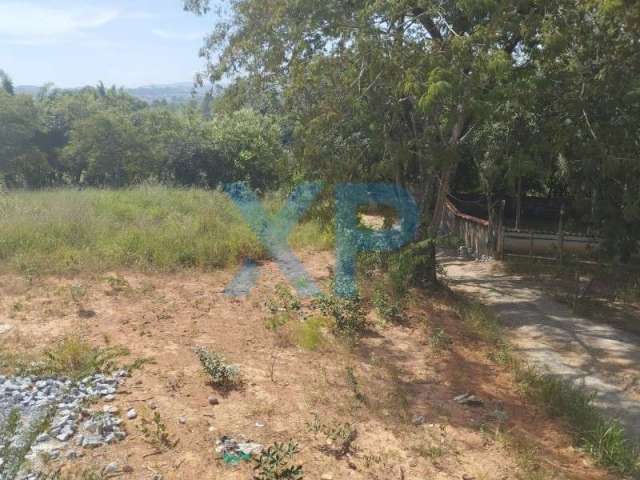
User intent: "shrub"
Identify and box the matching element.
[266,283,301,314]
[194,347,240,388]
[316,293,366,339]
[253,441,303,480]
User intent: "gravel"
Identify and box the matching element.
[0,370,130,479]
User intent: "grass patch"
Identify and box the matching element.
[516,367,639,475]
[291,316,329,351]
[0,185,329,274]
[0,334,128,380]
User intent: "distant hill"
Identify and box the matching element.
[15,82,220,104]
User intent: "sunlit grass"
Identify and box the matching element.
[0,185,331,274]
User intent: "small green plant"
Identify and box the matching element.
[414,444,446,461]
[139,411,178,452]
[387,239,438,296]
[372,288,404,323]
[194,346,240,388]
[104,275,131,295]
[266,283,301,314]
[253,441,303,480]
[307,414,357,458]
[428,328,453,351]
[69,284,88,304]
[316,292,366,339]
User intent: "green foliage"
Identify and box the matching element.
[194,347,240,388]
[306,414,357,458]
[291,316,329,351]
[388,240,439,296]
[253,441,303,480]
[265,313,291,332]
[0,83,285,190]
[139,411,178,452]
[316,292,366,339]
[266,283,301,314]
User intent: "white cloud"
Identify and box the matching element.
[0,3,120,38]
[152,28,205,41]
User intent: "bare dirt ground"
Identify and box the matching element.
[443,255,640,441]
[0,251,618,479]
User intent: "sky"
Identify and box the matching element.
[0,0,221,88]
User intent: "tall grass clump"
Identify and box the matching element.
[517,368,640,475]
[0,185,329,274]
[455,296,640,475]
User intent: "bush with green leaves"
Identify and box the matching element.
[315,292,366,339]
[194,347,240,388]
[388,240,439,296]
[266,283,301,314]
[253,441,303,480]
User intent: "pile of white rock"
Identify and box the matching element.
[0,371,130,478]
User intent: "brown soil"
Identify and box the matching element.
[0,251,617,480]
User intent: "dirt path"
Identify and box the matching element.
[443,255,640,439]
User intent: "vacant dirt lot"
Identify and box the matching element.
[0,251,617,480]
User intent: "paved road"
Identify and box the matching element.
[443,256,640,439]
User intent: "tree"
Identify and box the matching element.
[185,0,553,281]
[533,1,640,259]
[0,90,56,188]
[61,110,154,186]
[0,69,14,96]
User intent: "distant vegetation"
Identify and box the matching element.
[0,82,284,191]
[15,82,213,105]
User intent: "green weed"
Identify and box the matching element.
[253,441,303,480]
[194,347,241,388]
